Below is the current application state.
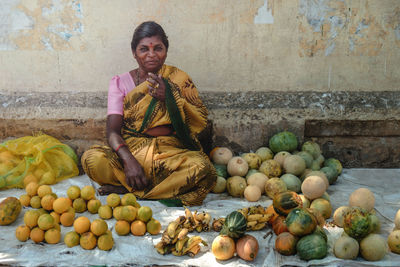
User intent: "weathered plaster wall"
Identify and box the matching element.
[1,0,400,167]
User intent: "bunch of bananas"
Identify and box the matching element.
[238,205,272,231]
[154,216,207,257]
[182,206,211,232]
[211,218,225,232]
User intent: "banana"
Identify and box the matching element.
[167,221,180,238]
[258,214,273,223]
[212,218,225,232]
[175,236,189,254]
[184,206,194,223]
[195,224,203,233]
[176,215,186,224]
[155,242,174,255]
[247,214,264,222]
[203,213,211,225]
[187,244,201,257]
[177,228,189,240]
[183,236,205,254]
[249,205,265,215]
[252,222,267,231]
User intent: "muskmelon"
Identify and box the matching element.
[301,141,321,159]
[241,153,262,169]
[226,176,247,197]
[349,188,375,212]
[283,155,306,176]
[273,151,291,168]
[212,147,233,165]
[246,172,268,194]
[280,174,301,193]
[259,159,282,178]
[301,176,326,200]
[255,147,274,161]
[227,157,249,177]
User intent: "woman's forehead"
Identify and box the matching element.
[137,36,163,46]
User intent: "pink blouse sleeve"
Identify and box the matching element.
[107,76,125,115]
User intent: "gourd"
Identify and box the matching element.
[275,232,298,256]
[0,197,22,225]
[220,211,247,239]
[273,191,303,216]
[343,207,371,240]
[269,131,298,153]
[285,208,317,237]
[296,234,327,261]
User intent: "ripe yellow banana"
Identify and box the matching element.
[252,222,267,231]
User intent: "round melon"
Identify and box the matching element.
[273,151,291,168]
[280,174,301,193]
[259,159,282,178]
[296,151,313,168]
[305,171,329,189]
[269,131,298,153]
[388,230,400,254]
[323,158,343,175]
[212,147,233,165]
[360,234,387,261]
[349,188,375,212]
[333,206,351,227]
[310,198,332,219]
[246,172,268,194]
[283,155,306,176]
[265,178,287,199]
[227,156,249,177]
[246,169,260,179]
[241,153,262,170]
[226,176,247,197]
[255,147,274,161]
[301,176,326,200]
[320,166,338,185]
[212,176,227,193]
[301,141,321,159]
[244,185,262,202]
[334,235,359,260]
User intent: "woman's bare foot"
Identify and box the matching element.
[98,185,129,195]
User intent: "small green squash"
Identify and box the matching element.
[273,191,303,216]
[296,233,327,261]
[220,211,247,239]
[286,208,317,237]
[343,207,371,240]
[269,131,298,153]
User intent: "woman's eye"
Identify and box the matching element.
[154,46,163,51]
[139,47,148,52]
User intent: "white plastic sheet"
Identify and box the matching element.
[1,169,400,266]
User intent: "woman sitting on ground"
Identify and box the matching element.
[81,21,216,206]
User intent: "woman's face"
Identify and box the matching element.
[134,36,167,74]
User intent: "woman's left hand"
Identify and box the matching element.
[147,73,165,101]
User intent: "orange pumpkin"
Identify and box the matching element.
[266,204,279,225]
[275,232,299,256]
[236,234,259,261]
[272,216,288,235]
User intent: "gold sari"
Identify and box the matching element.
[81,65,216,206]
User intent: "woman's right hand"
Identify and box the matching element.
[123,158,149,191]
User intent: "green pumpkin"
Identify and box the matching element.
[273,191,303,216]
[220,211,247,239]
[269,131,298,153]
[343,208,371,239]
[296,233,327,261]
[285,208,317,237]
[213,163,228,178]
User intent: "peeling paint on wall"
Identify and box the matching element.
[298,0,396,57]
[0,0,85,50]
[254,0,274,24]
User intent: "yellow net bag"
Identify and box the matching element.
[0,134,79,189]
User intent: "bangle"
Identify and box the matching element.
[114,143,126,153]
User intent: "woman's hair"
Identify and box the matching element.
[131,21,169,51]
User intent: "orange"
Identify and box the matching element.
[80,185,95,201]
[41,194,56,211]
[53,197,71,214]
[98,205,113,220]
[23,174,39,188]
[67,185,81,200]
[25,182,39,196]
[80,232,97,250]
[50,211,60,224]
[30,195,42,209]
[121,193,137,206]
[24,210,40,228]
[37,208,48,216]
[19,194,31,207]
[121,205,137,222]
[97,233,114,251]
[87,199,101,214]
[73,198,87,213]
[64,231,80,247]
[30,227,45,243]
[115,220,131,236]
[137,206,152,222]
[146,219,162,235]
[106,193,121,208]
[37,214,55,230]
[53,223,61,231]
[90,219,108,236]
[15,225,31,242]
[73,216,91,234]
[113,206,123,220]
[60,212,75,227]
[37,185,52,198]
[44,228,61,244]
[130,220,146,236]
